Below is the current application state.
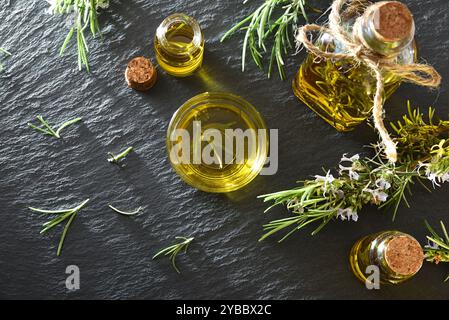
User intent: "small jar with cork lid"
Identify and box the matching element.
[154,13,205,77]
[349,231,424,285]
[293,1,417,132]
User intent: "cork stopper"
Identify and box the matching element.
[385,235,424,275]
[372,1,413,42]
[125,57,157,91]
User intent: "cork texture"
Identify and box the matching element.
[125,57,157,91]
[373,1,413,41]
[385,235,424,275]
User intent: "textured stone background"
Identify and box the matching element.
[1,0,448,299]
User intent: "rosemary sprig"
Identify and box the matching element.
[108,204,141,216]
[107,147,134,165]
[49,0,109,71]
[29,199,89,256]
[221,0,312,80]
[28,116,82,139]
[0,47,11,72]
[424,220,449,282]
[153,236,194,274]
[259,105,449,241]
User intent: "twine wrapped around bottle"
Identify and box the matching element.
[296,0,441,163]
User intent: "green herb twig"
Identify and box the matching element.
[0,47,11,72]
[108,204,141,216]
[424,220,449,282]
[259,105,449,241]
[107,147,134,165]
[153,236,194,274]
[29,199,90,256]
[49,0,109,71]
[28,116,82,139]
[0,47,11,55]
[221,0,312,80]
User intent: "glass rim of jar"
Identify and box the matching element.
[166,92,268,193]
[156,13,203,56]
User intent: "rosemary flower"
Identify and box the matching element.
[336,208,358,222]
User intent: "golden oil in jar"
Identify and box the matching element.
[154,13,204,77]
[293,1,417,132]
[349,231,424,285]
[166,92,268,193]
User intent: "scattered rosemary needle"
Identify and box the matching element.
[108,204,141,216]
[153,236,194,274]
[107,147,134,165]
[29,199,90,256]
[28,116,82,139]
[0,47,11,55]
[0,47,11,72]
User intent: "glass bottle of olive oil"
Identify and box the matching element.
[293,1,417,131]
[154,13,205,77]
[349,231,424,285]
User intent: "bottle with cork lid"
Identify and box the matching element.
[349,231,424,285]
[293,0,417,132]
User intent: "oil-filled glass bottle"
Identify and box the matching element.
[349,231,424,285]
[154,13,205,77]
[293,1,417,131]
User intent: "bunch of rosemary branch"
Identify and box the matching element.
[259,103,449,241]
[221,0,314,80]
[424,221,449,282]
[47,0,109,71]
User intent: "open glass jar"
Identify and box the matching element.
[166,92,268,193]
[154,13,204,77]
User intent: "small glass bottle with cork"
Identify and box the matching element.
[350,231,424,285]
[293,1,417,132]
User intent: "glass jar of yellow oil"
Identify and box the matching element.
[154,13,204,77]
[349,231,424,285]
[166,92,268,193]
[293,1,417,132]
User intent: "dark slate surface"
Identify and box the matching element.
[1,0,448,299]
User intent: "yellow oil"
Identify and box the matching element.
[349,231,422,285]
[293,53,401,132]
[167,93,267,193]
[154,16,204,77]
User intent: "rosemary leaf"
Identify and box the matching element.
[108,205,142,216]
[29,199,90,256]
[107,147,134,165]
[28,116,82,139]
[50,0,109,71]
[221,0,312,80]
[153,236,194,274]
[424,221,449,282]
